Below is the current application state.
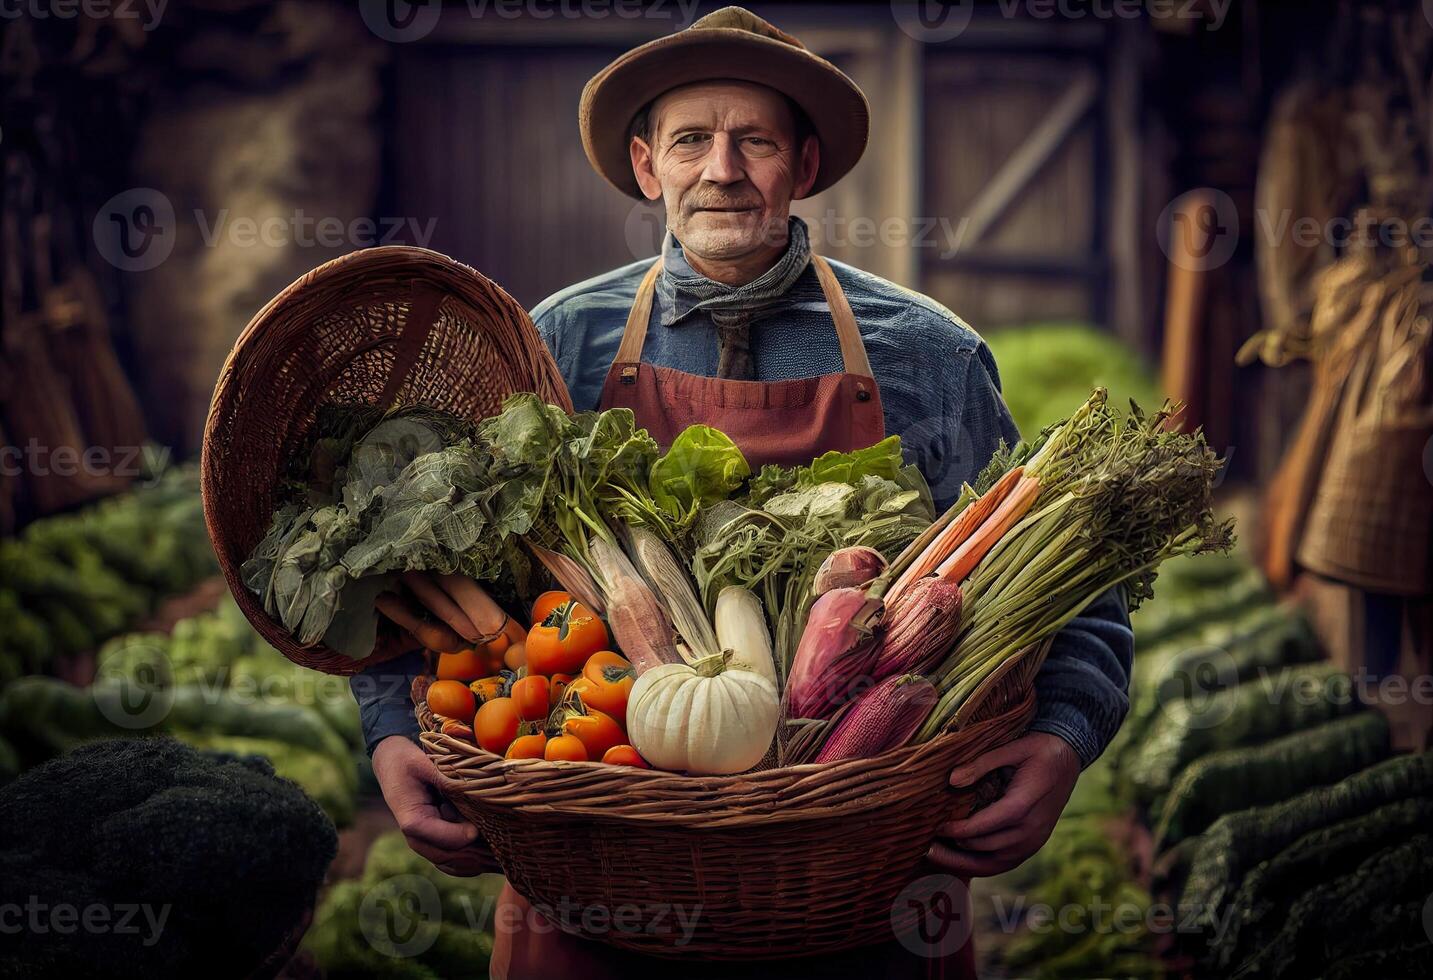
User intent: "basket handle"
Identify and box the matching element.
[378,282,446,408]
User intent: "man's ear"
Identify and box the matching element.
[792,133,821,200]
[630,137,664,201]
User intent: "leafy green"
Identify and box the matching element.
[648,425,750,525]
[245,406,549,660]
[746,435,905,507]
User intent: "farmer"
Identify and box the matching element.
[356,7,1133,978]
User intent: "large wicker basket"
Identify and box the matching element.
[201,247,572,674]
[419,640,1050,960]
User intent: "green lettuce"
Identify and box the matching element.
[649,425,750,524]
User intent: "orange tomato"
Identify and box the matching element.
[548,672,574,710]
[544,734,588,762]
[468,675,506,704]
[426,679,476,721]
[601,745,649,768]
[505,732,548,760]
[484,631,511,657]
[552,706,625,760]
[436,648,487,683]
[526,601,609,675]
[511,675,550,723]
[530,590,572,626]
[576,651,635,719]
[474,697,521,755]
[503,641,526,671]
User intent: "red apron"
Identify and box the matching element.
[491,254,977,979]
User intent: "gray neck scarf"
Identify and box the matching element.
[658,216,812,380]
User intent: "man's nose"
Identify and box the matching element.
[700,132,746,185]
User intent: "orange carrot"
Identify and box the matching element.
[935,474,1042,584]
[886,466,1025,603]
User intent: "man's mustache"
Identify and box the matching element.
[684,192,763,212]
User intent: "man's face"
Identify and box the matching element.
[631,80,819,262]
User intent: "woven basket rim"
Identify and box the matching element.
[200,245,572,675]
[418,640,1049,829]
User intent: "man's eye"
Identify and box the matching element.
[745,138,771,146]
[675,134,709,145]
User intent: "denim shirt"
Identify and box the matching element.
[354,224,1134,768]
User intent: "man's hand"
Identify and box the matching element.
[372,734,501,877]
[928,732,1081,877]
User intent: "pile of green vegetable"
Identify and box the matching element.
[302,832,502,979]
[0,595,365,824]
[0,465,216,683]
[0,737,337,980]
[984,322,1162,436]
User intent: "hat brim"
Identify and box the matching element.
[580,28,870,200]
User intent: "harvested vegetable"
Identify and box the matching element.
[426,680,477,722]
[713,586,777,685]
[1178,750,1433,929]
[627,652,779,775]
[1217,796,1433,970]
[1127,663,1362,804]
[784,586,884,719]
[545,734,587,761]
[812,546,886,595]
[918,390,1233,739]
[588,536,679,674]
[814,674,937,762]
[549,699,625,760]
[570,651,635,718]
[601,744,650,768]
[871,577,962,680]
[525,600,609,675]
[1152,712,1391,848]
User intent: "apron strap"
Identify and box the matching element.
[612,253,876,379]
[810,254,874,379]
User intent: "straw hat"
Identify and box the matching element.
[579,6,870,199]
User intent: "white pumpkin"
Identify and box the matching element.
[626,653,779,775]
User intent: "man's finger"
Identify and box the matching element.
[941,783,1044,839]
[926,841,1015,878]
[375,592,466,651]
[395,802,480,852]
[403,572,481,643]
[939,825,1027,854]
[948,737,1033,788]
